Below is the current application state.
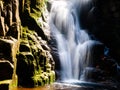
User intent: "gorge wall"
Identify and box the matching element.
[80,0,120,64]
[0,0,55,89]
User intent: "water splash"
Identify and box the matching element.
[49,0,100,81]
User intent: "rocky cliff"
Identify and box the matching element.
[94,0,120,64]
[0,0,55,89]
[80,0,120,64]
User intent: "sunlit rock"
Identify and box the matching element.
[17,27,55,87]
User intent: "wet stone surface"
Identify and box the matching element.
[11,82,120,90]
[50,82,118,90]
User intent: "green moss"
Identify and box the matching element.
[17,20,55,87]
[21,27,28,39]
[21,26,27,33]
[20,39,28,44]
[49,71,55,84]
[27,33,37,42]
[21,32,27,38]
[31,9,41,18]
[9,75,18,89]
[46,63,51,72]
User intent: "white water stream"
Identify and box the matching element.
[49,0,101,81]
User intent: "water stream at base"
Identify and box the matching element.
[49,0,99,82]
[11,82,116,90]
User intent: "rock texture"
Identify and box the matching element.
[82,0,120,64]
[75,0,120,87]
[0,0,20,89]
[76,0,120,64]
[16,0,55,87]
[17,27,55,87]
[0,0,55,89]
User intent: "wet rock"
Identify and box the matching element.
[98,57,117,76]
[77,40,118,82]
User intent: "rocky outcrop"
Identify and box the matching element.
[77,0,120,86]
[82,0,120,64]
[0,0,55,89]
[0,0,20,38]
[92,0,120,64]
[76,0,120,64]
[0,0,20,89]
[16,0,55,87]
[17,27,55,87]
[19,0,50,40]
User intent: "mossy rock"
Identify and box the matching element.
[49,71,55,84]
[17,32,55,87]
[32,71,55,87]
[17,6,55,86]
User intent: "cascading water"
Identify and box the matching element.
[49,0,102,82]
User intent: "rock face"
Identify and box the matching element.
[75,0,120,64]
[0,0,20,89]
[92,0,120,64]
[0,0,55,89]
[0,60,13,81]
[0,0,20,38]
[76,0,120,86]
[16,0,55,87]
[17,27,55,87]
[81,0,120,64]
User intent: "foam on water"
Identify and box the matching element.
[49,0,99,81]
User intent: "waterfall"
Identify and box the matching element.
[49,0,102,81]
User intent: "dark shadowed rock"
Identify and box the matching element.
[0,60,13,80]
[0,37,18,63]
[0,84,9,90]
[85,0,120,64]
